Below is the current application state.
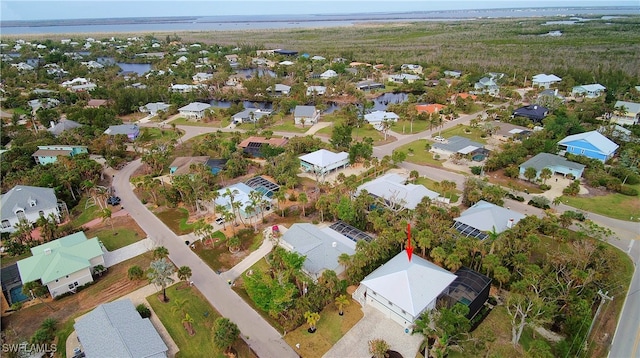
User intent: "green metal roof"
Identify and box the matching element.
[17,232,103,284]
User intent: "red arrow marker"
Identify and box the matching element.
[406,223,413,262]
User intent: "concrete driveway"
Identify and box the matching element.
[323,306,422,358]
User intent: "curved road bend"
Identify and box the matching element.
[113,159,298,358]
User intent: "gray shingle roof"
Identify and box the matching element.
[294,105,317,118]
[519,153,585,173]
[1,185,58,222]
[74,299,168,358]
[454,200,525,235]
[431,136,484,154]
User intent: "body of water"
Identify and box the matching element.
[1,7,637,35]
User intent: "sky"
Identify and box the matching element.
[1,0,637,21]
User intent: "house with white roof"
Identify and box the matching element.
[139,102,171,116]
[356,173,439,210]
[231,108,271,124]
[294,105,320,125]
[519,153,586,180]
[306,85,327,96]
[279,223,356,280]
[75,299,168,358]
[557,130,619,162]
[430,136,488,158]
[320,70,338,79]
[401,64,423,74]
[299,149,349,178]
[532,74,562,89]
[267,84,291,96]
[104,124,140,141]
[48,119,83,136]
[17,232,104,297]
[1,185,62,233]
[364,111,399,130]
[192,72,213,83]
[311,55,326,61]
[178,102,211,119]
[388,74,420,84]
[571,84,606,98]
[170,84,200,93]
[214,183,271,219]
[453,200,525,240]
[353,251,457,328]
[611,100,640,125]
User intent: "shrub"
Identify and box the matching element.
[504,165,519,178]
[539,184,551,191]
[562,180,581,196]
[136,303,151,318]
[617,185,639,196]
[128,265,144,280]
[505,193,525,202]
[562,210,586,221]
[528,196,550,209]
[470,166,483,175]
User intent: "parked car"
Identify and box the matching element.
[215,217,225,225]
[433,136,446,142]
[107,196,121,205]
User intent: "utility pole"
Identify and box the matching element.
[586,290,613,342]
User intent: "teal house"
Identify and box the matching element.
[32,145,88,165]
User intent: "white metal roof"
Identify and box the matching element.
[299,149,348,168]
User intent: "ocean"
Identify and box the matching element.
[1,6,638,35]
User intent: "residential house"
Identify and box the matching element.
[320,70,338,79]
[1,185,62,234]
[104,124,140,140]
[17,232,104,297]
[75,299,168,358]
[279,60,294,66]
[443,70,462,78]
[356,80,385,91]
[192,72,213,83]
[598,124,633,142]
[473,76,500,97]
[519,153,586,180]
[306,85,327,96]
[453,200,525,240]
[82,60,104,69]
[267,84,291,96]
[451,93,477,103]
[415,103,445,115]
[512,105,549,122]
[48,119,82,136]
[28,98,60,114]
[169,156,226,175]
[388,74,420,84]
[430,136,487,158]
[86,99,108,108]
[32,145,88,165]
[213,183,272,219]
[352,251,457,328]
[611,101,640,125]
[238,136,288,157]
[532,73,562,88]
[557,130,619,162]
[231,108,271,124]
[363,111,399,130]
[170,84,200,93]
[311,55,326,61]
[492,123,532,142]
[178,102,211,119]
[279,223,356,280]
[401,64,423,74]
[294,105,320,125]
[225,54,239,65]
[175,56,188,65]
[274,49,298,56]
[139,102,171,116]
[572,84,606,98]
[299,149,349,178]
[62,77,97,92]
[355,173,439,210]
[11,62,34,71]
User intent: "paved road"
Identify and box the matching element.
[113,159,298,358]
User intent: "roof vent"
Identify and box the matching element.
[44,248,52,255]
[332,242,337,248]
[533,105,538,110]
[507,218,515,229]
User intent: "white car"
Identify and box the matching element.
[215,217,225,225]
[433,136,446,142]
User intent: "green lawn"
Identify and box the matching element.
[283,299,364,358]
[560,184,640,221]
[69,197,102,227]
[415,177,460,203]
[394,139,444,167]
[85,227,143,251]
[390,119,430,134]
[314,124,385,144]
[171,117,231,128]
[147,284,255,358]
[139,127,181,142]
[1,251,31,268]
[436,124,488,144]
[269,120,310,133]
[155,208,198,235]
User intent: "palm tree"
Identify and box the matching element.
[298,192,308,217]
[154,246,169,259]
[101,208,114,231]
[213,318,240,353]
[177,266,192,287]
[148,258,175,302]
[274,190,286,217]
[182,313,195,335]
[539,168,552,184]
[335,294,350,316]
[227,236,241,253]
[304,311,320,333]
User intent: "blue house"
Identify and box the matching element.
[558,131,618,162]
[32,145,88,165]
